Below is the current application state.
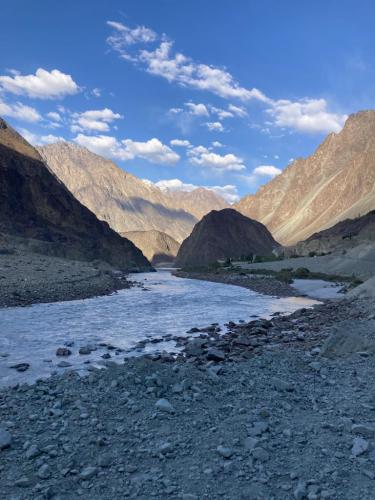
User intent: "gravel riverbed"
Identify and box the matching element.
[1,289,375,499]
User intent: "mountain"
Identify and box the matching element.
[0,118,150,269]
[292,210,375,256]
[167,188,228,220]
[235,111,375,245]
[175,208,279,267]
[38,143,228,242]
[123,230,180,265]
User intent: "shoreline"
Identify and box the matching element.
[0,251,139,309]
[174,269,307,298]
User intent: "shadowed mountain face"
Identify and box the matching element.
[123,230,180,265]
[235,111,375,245]
[292,210,375,256]
[175,208,279,267]
[38,143,228,243]
[0,118,150,269]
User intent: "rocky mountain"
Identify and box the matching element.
[0,118,150,269]
[292,210,375,256]
[167,188,228,220]
[175,208,279,267]
[235,111,375,245]
[123,230,180,266]
[38,143,228,242]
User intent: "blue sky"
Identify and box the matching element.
[1,0,375,202]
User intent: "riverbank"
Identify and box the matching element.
[174,269,301,297]
[0,250,135,308]
[1,292,375,499]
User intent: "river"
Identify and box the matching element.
[0,270,319,387]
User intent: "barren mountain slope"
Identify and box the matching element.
[0,119,149,269]
[123,230,180,265]
[235,111,375,245]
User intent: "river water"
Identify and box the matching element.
[0,270,319,387]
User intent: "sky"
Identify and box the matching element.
[1,0,375,203]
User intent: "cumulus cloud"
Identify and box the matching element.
[189,151,245,172]
[0,68,79,99]
[74,134,179,164]
[267,98,347,134]
[185,102,209,116]
[253,165,282,177]
[19,128,64,145]
[212,141,223,148]
[170,139,191,147]
[122,138,180,165]
[107,22,267,102]
[46,111,62,122]
[205,121,224,132]
[71,108,123,133]
[148,177,239,203]
[0,99,41,122]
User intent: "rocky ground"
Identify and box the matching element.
[174,270,301,297]
[0,250,134,308]
[1,288,375,498]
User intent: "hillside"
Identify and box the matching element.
[0,118,150,270]
[175,208,279,267]
[123,230,180,265]
[235,111,375,245]
[38,143,228,242]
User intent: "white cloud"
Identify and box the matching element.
[205,121,224,132]
[71,108,123,133]
[46,111,62,122]
[74,134,132,160]
[148,177,239,203]
[187,144,210,156]
[168,107,183,114]
[0,99,41,122]
[170,139,191,147]
[210,106,233,120]
[253,165,282,177]
[106,21,157,59]
[74,134,180,165]
[107,22,267,102]
[19,128,64,145]
[185,102,209,116]
[267,98,347,134]
[190,151,245,172]
[92,88,101,97]
[212,141,223,148]
[0,68,79,99]
[107,22,348,135]
[123,138,180,165]
[228,104,248,117]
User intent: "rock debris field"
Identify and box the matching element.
[1,296,375,499]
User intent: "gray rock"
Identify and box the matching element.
[9,362,30,372]
[79,346,92,355]
[37,464,51,480]
[351,437,369,456]
[351,424,375,438]
[248,421,269,436]
[79,466,97,480]
[217,445,233,458]
[252,447,269,461]
[155,398,175,414]
[271,377,294,392]
[57,360,72,368]
[25,444,41,459]
[206,348,226,362]
[56,347,71,357]
[243,437,259,451]
[0,427,12,450]
[294,480,307,499]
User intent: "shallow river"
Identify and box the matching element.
[0,270,319,387]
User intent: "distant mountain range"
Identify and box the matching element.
[38,142,228,243]
[235,111,375,245]
[0,119,149,269]
[123,229,180,265]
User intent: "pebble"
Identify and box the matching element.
[271,377,294,392]
[9,363,30,372]
[79,466,97,480]
[216,445,233,458]
[155,398,175,414]
[37,464,51,480]
[351,437,369,457]
[0,427,12,450]
[206,348,226,362]
[25,444,40,459]
[56,347,71,357]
